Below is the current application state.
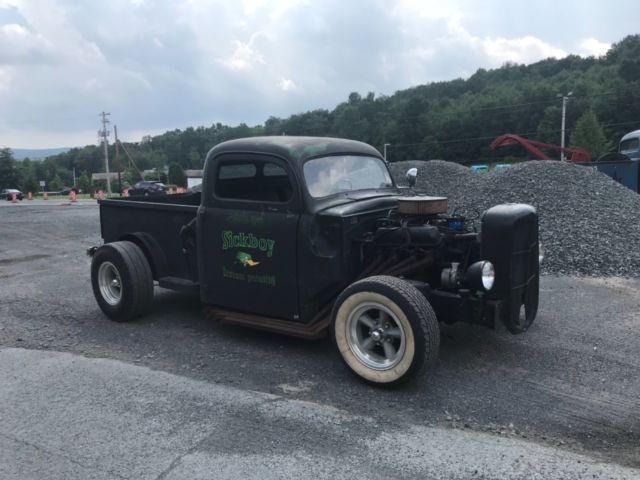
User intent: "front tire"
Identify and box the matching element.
[91,241,154,322]
[331,275,439,386]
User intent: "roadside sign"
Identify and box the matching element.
[39,180,45,187]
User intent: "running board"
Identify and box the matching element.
[204,306,331,340]
[158,276,199,294]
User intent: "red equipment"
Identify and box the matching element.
[490,134,592,163]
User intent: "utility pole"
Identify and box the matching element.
[557,92,573,161]
[114,125,122,194]
[383,143,391,161]
[99,111,112,194]
[119,139,145,181]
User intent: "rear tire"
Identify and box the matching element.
[91,241,154,322]
[331,275,439,386]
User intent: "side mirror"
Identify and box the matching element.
[406,168,418,188]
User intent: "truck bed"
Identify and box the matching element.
[589,159,639,193]
[99,192,200,287]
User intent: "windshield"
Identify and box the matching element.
[619,137,639,154]
[303,155,394,198]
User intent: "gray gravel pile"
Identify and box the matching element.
[389,160,640,277]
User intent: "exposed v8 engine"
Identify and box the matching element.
[356,196,538,334]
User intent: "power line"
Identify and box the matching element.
[472,99,556,112]
[386,119,640,150]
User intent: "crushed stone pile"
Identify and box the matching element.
[388,160,640,277]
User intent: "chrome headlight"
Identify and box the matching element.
[464,260,495,292]
[481,261,495,290]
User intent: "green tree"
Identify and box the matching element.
[49,174,63,191]
[0,148,20,189]
[21,174,39,194]
[122,166,142,186]
[153,152,169,171]
[77,171,92,193]
[188,148,202,168]
[17,158,37,192]
[536,106,562,144]
[168,162,185,186]
[332,104,370,141]
[570,110,613,157]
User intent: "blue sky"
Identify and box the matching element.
[0,0,638,148]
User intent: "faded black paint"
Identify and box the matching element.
[98,136,539,334]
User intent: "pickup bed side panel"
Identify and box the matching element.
[99,200,198,281]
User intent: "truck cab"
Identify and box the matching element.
[196,137,398,323]
[90,136,540,385]
[619,129,640,160]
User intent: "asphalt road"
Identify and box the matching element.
[1,200,639,479]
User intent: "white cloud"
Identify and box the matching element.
[241,0,307,19]
[0,0,630,148]
[0,66,11,91]
[278,77,296,91]
[482,36,567,64]
[578,37,610,57]
[0,22,53,64]
[222,39,265,72]
[394,0,461,21]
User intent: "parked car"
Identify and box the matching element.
[470,164,488,173]
[1,189,24,201]
[88,136,540,386]
[127,181,167,196]
[60,187,80,195]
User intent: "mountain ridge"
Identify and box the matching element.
[12,147,72,160]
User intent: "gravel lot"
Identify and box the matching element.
[389,160,640,277]
[0,200,639,478]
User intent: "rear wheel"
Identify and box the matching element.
[331,275,439,386]
[91,241,154,322]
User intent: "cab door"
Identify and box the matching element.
[197,153,301,320]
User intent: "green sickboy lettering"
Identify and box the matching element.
[222,230,276,258]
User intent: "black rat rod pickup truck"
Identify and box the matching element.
[89,136,539,385]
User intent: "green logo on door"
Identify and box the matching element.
[236,251,260,267]
[222,230,276,258]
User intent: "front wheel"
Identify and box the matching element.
[331,275,439,386]
[91,241,154,322]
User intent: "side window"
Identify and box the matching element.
[215,160,293,203]
[218,163,256,179]
[263,163,287,177]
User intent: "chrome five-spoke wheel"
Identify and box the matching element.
[91,241,154,322]
[332,275,440,385]
[347,302,406,371]
[98,261,122,305]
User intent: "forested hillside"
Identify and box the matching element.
[3,35,640,191]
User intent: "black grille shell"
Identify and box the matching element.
[481,204,539,333]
